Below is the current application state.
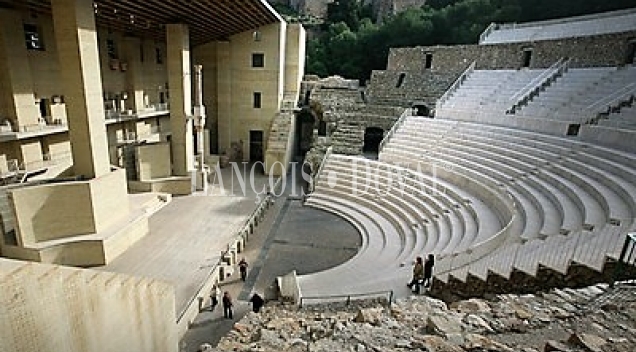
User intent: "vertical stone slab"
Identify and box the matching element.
[0,9,40,130]
[51,0,110,178]
[166,24,194,176]
[216,41,231,155]
[123,37,145,113]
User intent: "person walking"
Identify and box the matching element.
[423,254,435,289]
[222,291,233,319]
[209,285,219,312]
[407,256,425,293]
[238,258,249,281]
[249,292,265,313]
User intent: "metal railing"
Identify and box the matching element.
[585,84,636,124]
[507,58,570,114]
[378,108,410,153]
[311,146,333,193]
[298,290,394,308]
[479,22,498,44]
[611,232,636,288]
[436,61,476,111]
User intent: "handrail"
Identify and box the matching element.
[176,176,282,322]
[436,61,476,111]
[586,83,636,114]
[298,290,394,308]
[379,108,410,153]
[479,22,498,44]
[311,146,333,192]
[507,58,570,113]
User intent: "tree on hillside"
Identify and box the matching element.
[305,0,636,82]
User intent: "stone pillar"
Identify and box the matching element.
[216,41,231,155]
[166,24,194,176]
[51,0,111,178]
[0,10,40,131]
[123,37,145,113]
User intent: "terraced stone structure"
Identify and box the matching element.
[292,8,636,306]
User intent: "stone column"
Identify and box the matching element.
[0,9,40,131]
[51,0,111,178]
[123,37,145,113]
[166,24,194,176]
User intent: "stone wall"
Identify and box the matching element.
[0,258,177,352]
[388,31,636,71]
[366,69,461,107]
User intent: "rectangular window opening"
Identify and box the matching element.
[253,92,262,109]
[252,53,264,68]
[425,53,433,69]
[24,24,44,51]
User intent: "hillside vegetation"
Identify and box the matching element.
[302,0,636,82]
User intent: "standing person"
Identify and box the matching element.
[222,291,233,319]
[249,293,265,313]
[423,254,435,289]
[407,256,424,293]
[238,258,248,281]
[209,285,219,312]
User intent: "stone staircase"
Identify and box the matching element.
[330,121,365,155]
[266,112,294,154]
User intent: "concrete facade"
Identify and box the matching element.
[194,22,306,166]
[0,258,177,352]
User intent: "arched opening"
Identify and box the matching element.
[412,102,432,117]
[295,110,315,157]
[363,127,384,157]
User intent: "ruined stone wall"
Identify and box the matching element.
[388,31,636,71]
[366,69,463,107]
[373,0,427,22]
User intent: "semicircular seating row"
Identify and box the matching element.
[300,115,636,298]
[381,116,636,283]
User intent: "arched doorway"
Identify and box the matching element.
[363,127,384,157]
[295,110,315,157]
[412,102,432,117]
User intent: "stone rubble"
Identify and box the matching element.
[213,283,636,352]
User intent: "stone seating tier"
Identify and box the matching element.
[480,9,636,44]
[382,117,635,287]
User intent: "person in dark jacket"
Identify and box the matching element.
[222,291,233,319]
[238,258,248,281]
[249,292,265,313]
[423,254,435,289]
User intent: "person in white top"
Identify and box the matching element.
[209,285,220,312]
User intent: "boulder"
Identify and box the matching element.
[419,335,464,352]
[354,308,383,325]
[567,333,606,352]
[426,313,464,337]
[463,333,515,352]
[450,299,491,313]
[544,340,571,352]
[463,314,494,334]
